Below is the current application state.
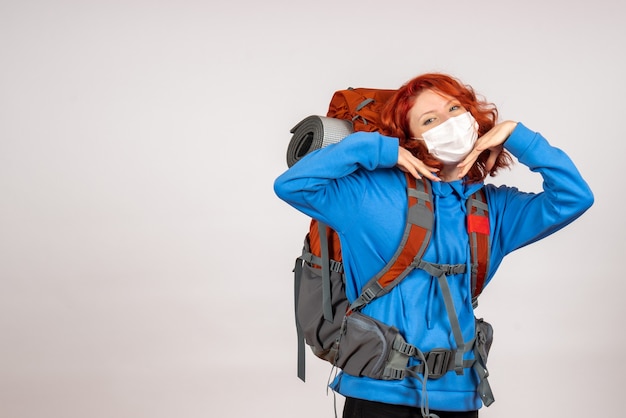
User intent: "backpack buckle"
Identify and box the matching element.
[425,349,451,379]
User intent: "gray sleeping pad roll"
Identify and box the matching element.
[286,115,353,167]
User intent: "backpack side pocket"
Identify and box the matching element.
[335,311,400,379]
[296,262,348,362]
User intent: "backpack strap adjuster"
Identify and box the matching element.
[425,349,452,379]
[393,338,417,357]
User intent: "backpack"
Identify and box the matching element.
[285,88,397,168]
[326,87,397,132]
[289,88,495,405]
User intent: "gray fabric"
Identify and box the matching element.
[294,256,306,381]
[334,312,400,380]
[294,239,347,381]
[298,262,347,361]
[286,116,353,167]
[355,98,375,112]
[473,318,495,406]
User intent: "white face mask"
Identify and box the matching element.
[415,112,479,163]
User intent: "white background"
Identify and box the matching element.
[1,1,623,417]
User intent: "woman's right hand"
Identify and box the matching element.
[397,147,441,181]
[456,120,518,179]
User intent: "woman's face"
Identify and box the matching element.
[407,89,467,139]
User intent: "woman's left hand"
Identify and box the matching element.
[456,120,518,178]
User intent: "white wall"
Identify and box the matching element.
[0,1,622,417]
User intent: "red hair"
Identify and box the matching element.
[380,73,512,183]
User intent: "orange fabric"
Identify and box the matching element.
[327,88,397,133]
[307,88,396,267]
[468,214,489,235]
[473,233,489,298]
[314,86,492,299]
[376,227,428,288]
[308,220,342,263]
[467,191,490,298]
[375,175,430,288]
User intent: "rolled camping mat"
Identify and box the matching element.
[286,115,354,167]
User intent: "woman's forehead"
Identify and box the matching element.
[411,89,457,115]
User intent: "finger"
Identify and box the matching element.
[457,164,471,179]
[485,146,502,172]
[397,148,440,181]
[457,154,479,178]
[457,149,479,170]
[411,169,423,180]
[418,166,440,182]
[400,163,421,180]
[425,172,441,182]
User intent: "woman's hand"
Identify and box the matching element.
[457,120,518,179]
[397,147,441,181]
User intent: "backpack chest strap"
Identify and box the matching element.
[415,260,467,375]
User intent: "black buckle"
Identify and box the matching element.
[425,349,451,379]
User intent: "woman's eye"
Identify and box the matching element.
[423,117,435,126]
[450,105,460,112]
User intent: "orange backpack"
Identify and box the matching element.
[303,87,397,265]
[326,88,397,132]
[290,89,493,404]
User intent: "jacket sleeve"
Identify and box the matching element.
[487,122,594,263]
[273,131,399,230]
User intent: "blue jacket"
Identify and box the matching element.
[274,123,593,411]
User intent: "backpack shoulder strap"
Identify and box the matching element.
[349,173,433,312]
[467,187,490,307]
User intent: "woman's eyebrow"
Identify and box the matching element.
[417,99,457,120]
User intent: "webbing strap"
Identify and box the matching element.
[294,256,306,381]
[300,250,344,274]
[385,336,476,380]
[351,98,376,126]
[319,222,333,322]
[355,98,375,112]
[408,188,430,201]
[473,344,495,406]
[384,330,494,406]
[411,357,475,378]
[416,260,467,374]
[349,174,432,313]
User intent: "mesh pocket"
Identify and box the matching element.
[296,262,348,362]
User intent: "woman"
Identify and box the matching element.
[274,73,593,417]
